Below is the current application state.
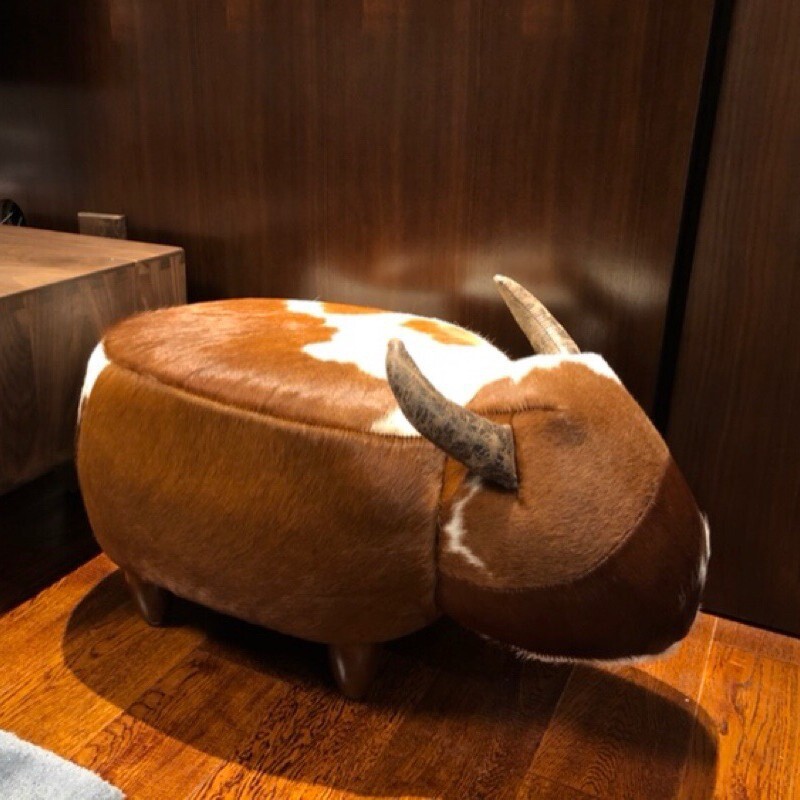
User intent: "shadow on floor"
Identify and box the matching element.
[62,570,718,798]
[0,466,98,614]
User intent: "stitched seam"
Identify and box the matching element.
[103,354,562,440]
[103,358,438,444]
[434,408,523,608]
[432,451,454,615]
[468,402,564,416]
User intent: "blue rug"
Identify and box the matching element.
[0,729,123,799]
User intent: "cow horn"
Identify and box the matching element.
[385,339,518,490]
[494,274,580,354]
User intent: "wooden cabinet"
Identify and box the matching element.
[0,227,185,493]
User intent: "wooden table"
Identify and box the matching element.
[0,226,185,493]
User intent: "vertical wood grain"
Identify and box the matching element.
[135,253,188,311]
[0,228,185,492]
[667,0,800,634]
[0,0,715,409]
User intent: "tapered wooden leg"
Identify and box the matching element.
[124,570,170,626]
[328,643,379,700]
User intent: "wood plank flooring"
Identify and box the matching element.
[0,555,797,799]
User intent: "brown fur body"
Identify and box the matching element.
[77,365,443,644]
[77,297,707,660]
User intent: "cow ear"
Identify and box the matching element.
[385,339,518,490]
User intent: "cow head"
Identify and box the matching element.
[386,275,709,663]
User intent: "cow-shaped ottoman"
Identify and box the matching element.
[76,275,709,699]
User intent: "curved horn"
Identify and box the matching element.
[494,274,579,354]
[385,339,518,490]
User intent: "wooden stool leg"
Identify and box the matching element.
[328,643,379,700]
[124,570,170,626]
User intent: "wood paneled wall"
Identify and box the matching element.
[0,0,714,408]
[668,0,800,634]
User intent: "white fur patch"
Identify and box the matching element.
[284,300,621,436]
[370,407,417,436]
[78,342,109,423]
[509,352,621,383]
[285,300,511,436]
[442,477,490,572]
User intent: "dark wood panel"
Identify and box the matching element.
[667,0,800,634]
[0,468,98,614]
[0,227,185,492]
[0,0,714,409]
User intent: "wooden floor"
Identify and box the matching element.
[0,556,797,800]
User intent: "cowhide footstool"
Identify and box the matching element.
[76,275,709,699]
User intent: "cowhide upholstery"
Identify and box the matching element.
[76,283,709,664]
